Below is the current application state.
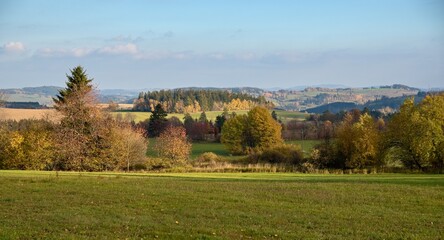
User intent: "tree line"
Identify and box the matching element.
[133,88,271,113]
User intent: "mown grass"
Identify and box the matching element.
[0,171,442,239]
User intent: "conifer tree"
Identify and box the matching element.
[148,103,168,137]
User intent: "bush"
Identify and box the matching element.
[145,157,173,171]
[193,152,223,167]
[310,140,345,169]
[249,144,303,165]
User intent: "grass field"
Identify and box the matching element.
[273,110,307,122]
[0,171,442,239]
[147,139,234,160]
[112,109,302,123]
[147,139,321,160]
[112,110,251,123]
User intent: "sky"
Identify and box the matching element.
[0,0,443,90]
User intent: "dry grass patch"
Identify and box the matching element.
[0,108,60,121]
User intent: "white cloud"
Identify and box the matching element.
[35,43,139,58]
[3,41,26,53]
[98,43,138,55]
[36,47,92,58]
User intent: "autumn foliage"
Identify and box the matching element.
[154,126,191,164]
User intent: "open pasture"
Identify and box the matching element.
[147,139,320,160]
[112,110,250,123]
[113,109,305,123]
[0,171,442,239]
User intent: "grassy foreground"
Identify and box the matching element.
[0,171,443,239]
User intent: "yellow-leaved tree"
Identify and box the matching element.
[221,106,283,154]
[385,93,444,171]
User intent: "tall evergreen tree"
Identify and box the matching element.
[199,111,208,123]
[52,66,102,170]
[148,104,168,137]
[53,66,98,133]
[53,66,93,106]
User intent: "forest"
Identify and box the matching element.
[133,88,271,113]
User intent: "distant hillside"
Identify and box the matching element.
[305,92,427,114]
[0,86,62,106]
[304,102,358,114]
[1,86,62,96]
[1,86,138,106]
[265,84,419,111]
[1,84,425,111]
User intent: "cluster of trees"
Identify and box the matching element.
[220,106,303,165]
[282,108,384,141]
[217,94,443,172]
[0,66,148,171]
[137,103,229,141]
[133,89,271,113]
[221,106,283,155]
[310,93,444,171]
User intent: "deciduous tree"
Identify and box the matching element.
[221,106,283,154]
[154,126,191,164]
[385,94,444,171]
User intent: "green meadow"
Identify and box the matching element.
[147,139,321,160]
[112,110,301,123]
[0,171,442,239]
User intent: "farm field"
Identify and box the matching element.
[0,108,60,121]
[147,139,321,160]
[0,171,442,239]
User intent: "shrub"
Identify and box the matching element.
[193,152,223,167]
[249,144,303,165]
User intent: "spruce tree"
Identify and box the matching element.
[53,66,93,106]
[148,104,168,137]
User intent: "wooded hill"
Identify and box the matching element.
[266,84,420,111]
[305,92,429,114]
[133,88,271,113]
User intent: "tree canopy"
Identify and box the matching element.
[133,88,271,113]
[385,93,444,171]
[53,66,93,106]
[221,106,283,154]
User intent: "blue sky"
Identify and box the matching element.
[1,0,443,89]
